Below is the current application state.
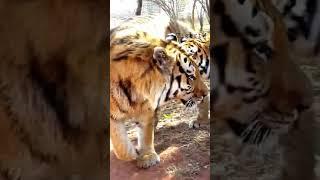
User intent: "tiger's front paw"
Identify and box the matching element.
[136,151,160,168]
[189,120,200,129]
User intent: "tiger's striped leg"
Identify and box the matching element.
[136,110,160,168]
[110,117,138,161]
[190,95,209,128]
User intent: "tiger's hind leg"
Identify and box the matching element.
[110,117,138,161]
[189,95,209,128]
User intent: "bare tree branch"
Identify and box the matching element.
[191,0,197,30]
[135,0,143,16]
[145,0,180,20]
[195,0,209,21]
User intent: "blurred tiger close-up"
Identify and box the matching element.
[0,0,107,179]
[211,0,319,179]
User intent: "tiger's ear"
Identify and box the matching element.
[165,33,178,42]
[153,47,172,71]
[181,37,187,42]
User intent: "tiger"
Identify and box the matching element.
[180,32,210,44]
[211,0,315,179]
[212,0,320,60]
[0,0,107,179]
[166,32,211,128]
[110,17,208,168]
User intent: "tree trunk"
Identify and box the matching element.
[135,0,143,16]
[199,7,204,32]
[191,0,197,30]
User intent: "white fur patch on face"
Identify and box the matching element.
[182,44,198,55]
[179,55,196,76]
[224,0,274,49]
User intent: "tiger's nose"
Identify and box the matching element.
[195,89,208,100]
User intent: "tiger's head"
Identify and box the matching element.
[159,40,209,109]
[181,32,210,43]
[211,0,313,148]
[166,33,211,79]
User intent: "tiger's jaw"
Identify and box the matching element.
[181,95,206,109]
[225,107,299,146]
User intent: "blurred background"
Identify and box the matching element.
[110,0,209,33]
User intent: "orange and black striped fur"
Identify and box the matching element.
[211,0,315,179]
[166,32,211,128]
[110,18,208,168]
[0,0,107,179]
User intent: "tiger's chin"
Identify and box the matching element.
[182,96,204,109]
[225,109,298,155]
[182,96,207,128]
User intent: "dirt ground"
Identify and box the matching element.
[110,83,211,180]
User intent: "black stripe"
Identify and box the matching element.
[238,0,245,5]
[181,99,188,105]
[297,104,310,113]
[165,73,175,101]
[214,0,241,37]
[176,75,182,88]
[244,26,260,37]
[290,14,308,38]
[283,0,296,16]
[112,55,128,61]
[177,61,185,73]
[226,84,255,93]
[212,43,229,83]
[245,55,256,73]
[287,27,299,41]
[119,80,135,106]
[305,0,317,39]
[112,48,136,61]
[221,15,242,37]
[226,118,247,136]
[242,87,270,103]
[28,43,84,144]
[252,6,258,17]
[314,34,320,54]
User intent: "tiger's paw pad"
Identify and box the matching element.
[136,152,160,168]
[189,120,200,129]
